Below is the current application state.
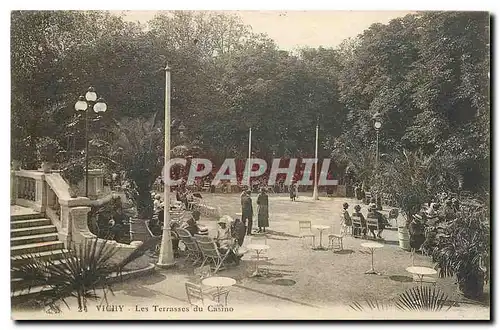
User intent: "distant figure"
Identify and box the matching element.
[257,187,269,233]
[341,202,352,235]
[290,183,297,201]
[241,190,254,235]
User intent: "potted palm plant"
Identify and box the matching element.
[36,137,60,173]
[381,150,430,250]
[431,205,490,299]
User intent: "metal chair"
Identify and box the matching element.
[351,215,366,238]
[249,234,269,260]
[194,265,230,305]
[298,221,316,248]
[328,228,345,251]
[366,216,381,240]
[185,282,219,308]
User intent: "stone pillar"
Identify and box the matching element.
[69,206,94,246]
[10,171,16,205]
[80,169,104,199]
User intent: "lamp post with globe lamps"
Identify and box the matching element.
[372,112,382,166]
[74,87,107,197]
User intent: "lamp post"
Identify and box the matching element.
[74,87,107,197]
[157,65,175,269]
[312,119,319,200]
[373,112,382,166]
[247,127,252,187]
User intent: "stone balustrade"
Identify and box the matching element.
[12,169,150,272]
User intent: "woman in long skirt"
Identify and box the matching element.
[257,188,269,232]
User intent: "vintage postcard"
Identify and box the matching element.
[10,10,490,320]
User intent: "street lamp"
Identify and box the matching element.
[312,118,319,200]
[157,65,175,269]
[372,112,382,166]
[74,87,107,197]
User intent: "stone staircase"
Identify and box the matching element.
[11,211,68,298]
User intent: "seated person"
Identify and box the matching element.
[351,205,367,237]
[153,194,163,214]
[215,218,241,265]
[409,214,426,252]
[366,203,385,239]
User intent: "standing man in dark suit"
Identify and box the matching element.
[241,190,254,235]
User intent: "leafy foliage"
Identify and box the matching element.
[11,11,489,198]
[431,205,490,299]
[107,116,163,219]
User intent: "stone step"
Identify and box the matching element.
[11,259,68,291]
[11,284,53,299]
[10,213,43,222]
[11,233,59,246]
[11,249,69,268]
[11,218,52,229]
[11,241,65,257]
[11,225,57,238]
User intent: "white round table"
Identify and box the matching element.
[246,244,270,277]
[312,225,330,250]
[201,276,236,306]
[361,242,384,275]
[406,266,437,286]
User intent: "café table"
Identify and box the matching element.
[246,244,270,277]
[312,225,330,251]
[406,266,438,286]
[361,242,384,275]
[201,276,236,306]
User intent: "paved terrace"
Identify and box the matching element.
[12,194,490,320]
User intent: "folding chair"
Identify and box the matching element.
[145,220,161,254]
[328,228,345,251]
[176,228,202,264]
[298,221,316,248]
[195,236,231,273]
[185,282,219,308]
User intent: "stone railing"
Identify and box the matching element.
[13,170,46,212]
[12,170,150,272]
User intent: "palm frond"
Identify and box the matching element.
[348,299,391,312]
[395,286,451,312]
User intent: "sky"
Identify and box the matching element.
[112,10,413,50]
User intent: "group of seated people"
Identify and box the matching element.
[341,202,389,239]
[409,196,459,253]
